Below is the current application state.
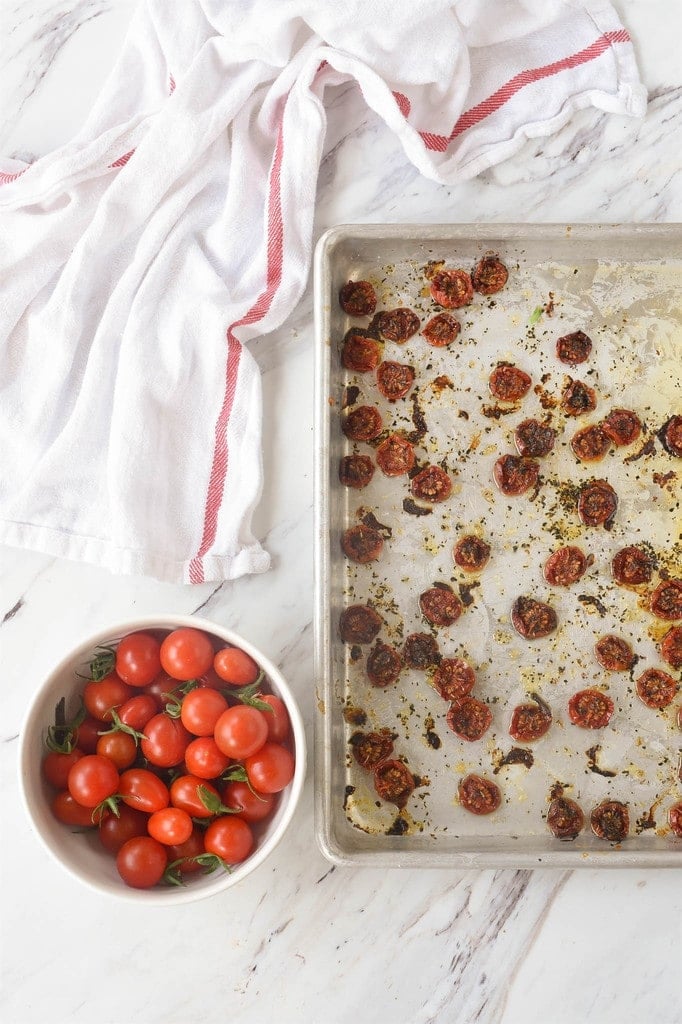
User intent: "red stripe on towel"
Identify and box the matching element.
[188,107,286,584]
[419,30,630,151]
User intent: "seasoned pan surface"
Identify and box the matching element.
[315,225,682,867]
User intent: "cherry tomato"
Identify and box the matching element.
[119,768,170,814]
[160,628,214,681]
[213,647,260,686]
[259,694,290,743]
[67,754,119,808]
[184,737,231,779]
[83,674,133,723]
[167,828,205,874]
[147,807,193,846]
[245,743,295,794]
[51,790,98,827]
[117,694,159,731]
[140,714,191,768]
[72,716,102,754]
[115,632,162,687]
[169,775,219,818]
[96,731,137,770]
[214,706,268,759]
[204,817,254,864]
[222,781,276,823]
[42,749,84,789]
[99,805,149,855]
[180,687,228,736]
[146,673,182,708]
[116,836,167,889]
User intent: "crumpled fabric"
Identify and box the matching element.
[0,0,646,583]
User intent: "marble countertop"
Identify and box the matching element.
[1,3,681,1023]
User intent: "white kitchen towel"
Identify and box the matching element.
[0,1,646,584]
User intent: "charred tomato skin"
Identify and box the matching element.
[373,760,415,809]
[511,596,557,639]
[660,626,682,670]
[611,545,653,586]
[339,280,377,317]
[493,454,540,496]
[660,415,682,457]
[578,479,618,528]
[339,605,382,645]
[342,405,382,442]
[547,796,584,840]
[403,633,440,670]
[561,379,597,417]
[422,313,461,347]
[489,364,532,402]
[509,700,552,742]
[411,465,453,504]
[376,361,415,401]
[419,587,463,627]
[636,668,678,709]
[514,419,557,458]
[350,730,394,770]
[650,579,682,621]
[432,658,476,701]
[590,800,629,842]
[376,434,415,477]
[453,535,491,572]
[366,642,402,688]
[594,635,635,672]
[544,546,589,587]
[430,269,474,309]
[458,774,501,815]
[375,307,420,343]
[567,689,614,729]
[446,697,493,742]
[341,330,382,373]
[601,408,642,447]
[556,330,592,365]
[339,455,374,489]
[472,256,508,295]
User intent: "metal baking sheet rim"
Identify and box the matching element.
[313,223,682,869]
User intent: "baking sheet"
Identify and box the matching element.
[314,225,682,867]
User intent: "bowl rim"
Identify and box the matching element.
[18,614,307,904]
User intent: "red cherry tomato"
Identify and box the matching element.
[99,805,149,855]
[116,836,168,889]
[169,775,219,818]
[222,781,276,823]
[146,673,183,708]
[51,790,98,827]
[117,694,159,731]
[160,628,214,681]
[140,714,191,768]
[119,768,170,814]
[115,632,162,687]
[213,647,260,685]
[180,688,228,737]
[83,674,134,723]
[166,828,206,874]
[204,817,254,864]
[147,807,193,846]
[184,737,231,779]
[259,694,290,743]
[245,743,295,794]
[67,754,119,808]
[42,749,84,789]
[214,706,268,760]
[96,731,137,770]
[72,716,102,754]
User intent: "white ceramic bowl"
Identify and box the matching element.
[18,615,306,904]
